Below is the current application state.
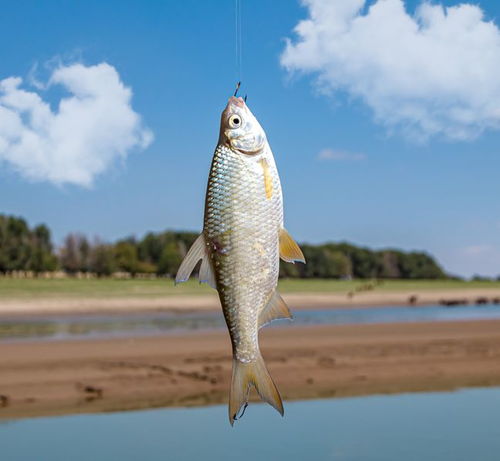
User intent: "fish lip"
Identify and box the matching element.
[227,96,245,108]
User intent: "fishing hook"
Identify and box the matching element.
[233,81,241,97]
[233,402,248,421]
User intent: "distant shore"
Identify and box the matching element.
[1,319,499,421]
[1,287,500,317]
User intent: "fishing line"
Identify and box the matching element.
[235,0,242,84]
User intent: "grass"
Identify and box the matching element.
[1,277,500,300]
[0,278,213,299]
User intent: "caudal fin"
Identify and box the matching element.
[229,354,284,425]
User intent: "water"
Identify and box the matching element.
[1,303,500,342]
[1,387,499,460]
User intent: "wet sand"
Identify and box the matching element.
[1,287,500,317]
[1,319,500,420]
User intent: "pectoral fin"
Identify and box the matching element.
[175,233,217,289]
[279,228,305,264]
[259,290,292,328]
[199,255,217,289]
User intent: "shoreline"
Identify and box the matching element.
[1,288,500,317]
[1,319,500,421]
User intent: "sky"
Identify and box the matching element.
[1,0,500,278]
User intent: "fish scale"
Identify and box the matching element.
[204,144,282,363]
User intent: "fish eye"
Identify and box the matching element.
[228,114,242,128]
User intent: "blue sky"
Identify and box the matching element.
[1,0,500,277]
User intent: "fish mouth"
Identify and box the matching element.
[227,96,245,108]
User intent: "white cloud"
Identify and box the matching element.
[0,62,153,187]
[462,245,494,256]
[318,148,365,161]
[281,0,500,141]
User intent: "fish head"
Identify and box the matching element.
[219,97,267,155]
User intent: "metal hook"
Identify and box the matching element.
[233,81,241,97]
[233,402,248,421]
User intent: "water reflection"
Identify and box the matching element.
[1,388,499,461]
[2,304,500,342]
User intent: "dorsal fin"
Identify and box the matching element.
[259,290,293,328]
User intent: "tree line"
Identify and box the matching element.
[0,214,447,279]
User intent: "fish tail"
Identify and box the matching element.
[229,353,284,425]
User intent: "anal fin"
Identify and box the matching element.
[279,228,305,264]
[259,290,292,328]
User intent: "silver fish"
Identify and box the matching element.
[176,96,305,424]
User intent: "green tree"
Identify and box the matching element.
[30,225,58,273]
[398,252,446,279]
[158,241,183,276]
[0,216,32,271]
[89,242,116,276]
[115,241,139,275]
[379,250,402,279]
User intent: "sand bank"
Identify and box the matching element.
[1,319,500,420]
[1,288,500,317]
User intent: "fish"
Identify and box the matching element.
[175,95,305,425]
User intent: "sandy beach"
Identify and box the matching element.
[1,319,500,420]
[1,287,500,317]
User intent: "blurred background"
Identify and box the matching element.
[1,1,500,459]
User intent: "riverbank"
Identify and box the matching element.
[1,319,499,420]
[2,288,500,317]
[3,278,500,317]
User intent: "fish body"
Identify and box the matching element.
[205,142,282,363]
[176,97,304,424]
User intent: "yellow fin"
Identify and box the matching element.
[229,354,283,426]
[259,290,293,328]
[279,228,306,264]
[259,158,273,199]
